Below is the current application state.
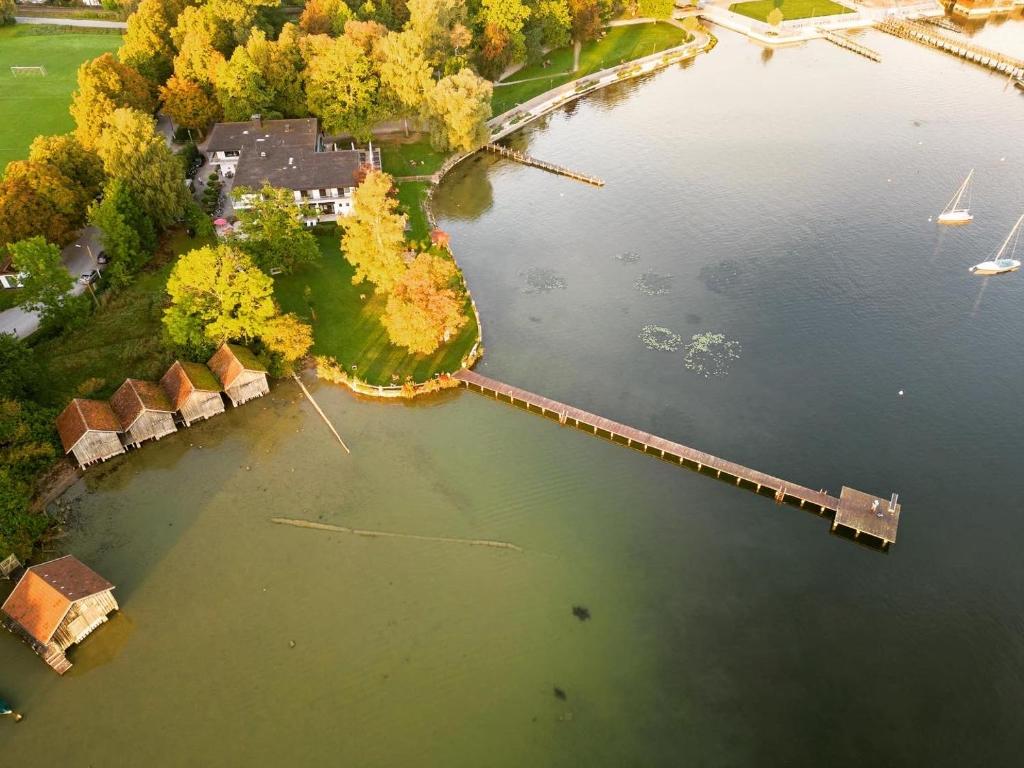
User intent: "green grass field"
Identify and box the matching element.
[492,22,688,115]
[274,231,479,386]
[0,26,122,170]
[396,181,432,243]
[729,0,853,22]
[379,138,447,178]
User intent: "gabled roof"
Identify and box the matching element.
[110,378,174,430]
[55,398,122,453]
[161,361,222,410]
[207,344,267,389]
[205,117,319,154]
[233,146,362,192]
[1,555,114,644]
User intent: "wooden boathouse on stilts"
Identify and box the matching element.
[161,360,226,427]
[110,379,178,448]
[208,343,270,406]
[55,399,126,469]
[1,555,118,674]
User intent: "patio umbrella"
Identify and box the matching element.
[213,218,228,227]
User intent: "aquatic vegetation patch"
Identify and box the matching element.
[634,271,673,296]
[639,324,682,352]
[522,267,568,293]
[572,605,591,621]
[615,250,641,264]
[698,258,744,296]
[683,332,742,377]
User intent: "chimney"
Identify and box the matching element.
[251,114,262,128]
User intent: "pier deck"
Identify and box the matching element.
[484,143,605,187]
[454,369,901,547]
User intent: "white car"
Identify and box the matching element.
[0,272,26,290]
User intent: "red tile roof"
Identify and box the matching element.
[208,344,266,389]
[55,399,122,453]
[110,379,173,430]
[1,556,114,644]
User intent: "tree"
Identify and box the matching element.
[215,26,307,121]
[767,7,784,26]
[299,0,352,35]
[230,184,319,274]
[28,134,105,202]
[163,244,278,353]
[1,0,16,26]
[636,0,674,18]
[303,34,382,140]
[378,30,434,117]
[70,53,156,149]
[533,0,572,50]
[568,0,604,43]
[340,170,407,292]
[120,0,185,84]
[478,0,532,78]
[406,0,465,69]
[95,108,189,231]
[171,6,228,87]
[160,75,222,134]
[382,252,467,354]
[0,161,86,249]
[9,237,76,328]
[0,398,56,560]
[88,180,154,288]
[427,68,493,152]
[261,313,313,364]
[0,335,37,400]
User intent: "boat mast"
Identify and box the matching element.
[994,213,1023,261]
[946,169,973,212]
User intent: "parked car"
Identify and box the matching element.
[79,270,101,286]
[0,272,26,290]
[96,250,109,265]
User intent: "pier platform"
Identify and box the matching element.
[834,487,900,546]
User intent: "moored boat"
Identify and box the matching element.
[970,213,1023,276]
[938,169,974,224]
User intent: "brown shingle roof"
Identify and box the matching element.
[110,379,174,430]
[1,556,114,644]
[55,399,122,453]
[208,344,267,389]
[161,362,222,411]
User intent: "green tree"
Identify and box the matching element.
[299,0,352,34]
[0,398,56,560]
[533,0,572,50]
[303,33,382,140]
[215,26,307,121]
[9,237,76,328]
[0,335,37,401]
[0,161,86,250]
[568,0,604,43]
[164,244,278,353]
[341,170,407,292]
[406,0,465,69]
[1,0,16,26]
[95,108,190,231]
[88,179,154,288]
[28,134,105,203]
[427,68,493,152]
[230,184,319,274]
[160,75,223,134]
[120,0,185,84]
[636,0,674,18]
[382,252,467,354]
[70,53,157,149]
[479,0,532,78]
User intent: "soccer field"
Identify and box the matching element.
[0,26,122,170]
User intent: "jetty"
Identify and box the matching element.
[819,29,881,63]
[483,143,605,187]
[877,19,1024,78]
[454,370,901,548]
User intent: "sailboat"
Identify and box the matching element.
[970,213,1023,276]
[937,170,974,224]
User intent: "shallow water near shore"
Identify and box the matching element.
[3,22,1024,765]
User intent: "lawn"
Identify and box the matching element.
[0,25,122,170]
[274,231,479,387]
[396,181,432,243]
[379,137,447,178]
[29,229,211,407]
[729,0,853,22]
[492,22,689,115]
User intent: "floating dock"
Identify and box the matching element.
[454,370,901,548]
[878,20,1024,78]
[483,143,605,187]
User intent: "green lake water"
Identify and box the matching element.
[3,20,1024,765]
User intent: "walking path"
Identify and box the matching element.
[14,16,127,29]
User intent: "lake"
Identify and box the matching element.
[3,19,1023,766]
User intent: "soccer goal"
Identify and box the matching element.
[10,66,47,77]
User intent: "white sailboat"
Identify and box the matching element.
[937,169,974,224]
[970,213,1023,276]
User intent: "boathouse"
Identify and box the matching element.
[56,398,126,469]
[208,344,269,406]
[161,360,225,426]
[111,378,178,448]
[1,555,118,674]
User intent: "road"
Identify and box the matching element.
[0,228,104,340]
[13,16,128,29]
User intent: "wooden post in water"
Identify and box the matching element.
[292,375,351,454]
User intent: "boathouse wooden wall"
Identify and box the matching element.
[124,411,176,448]
[179,390,225,426]
[51,591,119,651]
[71,431,125,468]
[225,370,269,406]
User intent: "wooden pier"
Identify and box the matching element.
[454,369,901,547]
[878,19,1024,78]
[818,29,881,63]
[484,143,605,187]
